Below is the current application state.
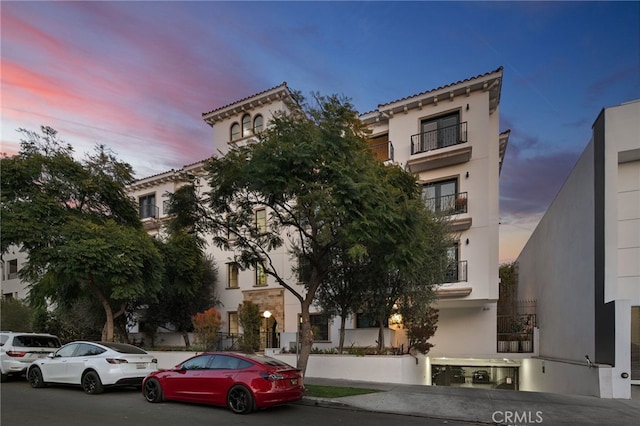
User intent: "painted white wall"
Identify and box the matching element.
[519,358,602,397]
[0,248,30,300]
[517,140,596,362]
[428,304,498,357]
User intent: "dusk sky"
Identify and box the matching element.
[2,1,638,263]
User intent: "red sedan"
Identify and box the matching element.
[142,352,304,414]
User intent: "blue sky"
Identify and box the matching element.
[2,1,638,261]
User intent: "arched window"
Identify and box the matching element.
[230,122,240,141]
[242,114,251,137]
[253,114,263,134]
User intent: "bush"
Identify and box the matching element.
[192,307,222,351]
[237,301,261,352]
[1,299,34,331]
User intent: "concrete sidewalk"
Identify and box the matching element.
[302,378,640,425]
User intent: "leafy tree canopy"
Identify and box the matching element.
[1,126,163,341]
[202,93,449,374]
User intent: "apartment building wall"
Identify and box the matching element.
[0,249,29,300]
[357,69,505,358]
[517,100,639,398]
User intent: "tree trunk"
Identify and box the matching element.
[182,331,191,349]
[296,298,313,377]
[377,321,385,353]
[87,277,115,342]
[338,315,346,353]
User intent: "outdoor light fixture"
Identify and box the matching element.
[263,310,272,348]
[465,171,469,178]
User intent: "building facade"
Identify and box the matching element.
[516,100,640,398]
[128,68,516,387]
[3,68,519,390]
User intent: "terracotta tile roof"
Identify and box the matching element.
[201,82,289,117]
[361,66,503,115]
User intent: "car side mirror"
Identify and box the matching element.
[48,353,55,358]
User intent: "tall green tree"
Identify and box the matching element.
[313,244,366,353]
[319,163,450,352]
[1,126,163,341]
[203,93,448,375]
[138,184,218,348]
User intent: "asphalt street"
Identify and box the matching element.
[0,379,477,426]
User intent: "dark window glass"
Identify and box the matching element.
[230,122,240,141]
[253,114,263,133]
[182,355,214,370]
[309,314,329,341]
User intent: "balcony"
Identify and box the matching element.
[407,122,471,173]
[443,260,467,283]
[425,192,467,215]
[140,204,160,230]
[368,140,394,162]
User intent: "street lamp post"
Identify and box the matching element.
[263,310,272,349]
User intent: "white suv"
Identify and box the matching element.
[0,332,61,381]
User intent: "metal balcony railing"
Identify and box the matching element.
[443,260,468,283]
[411,122,468,155]
[497,314,536,353]
[425,192,468,215]
[139,204,159,219]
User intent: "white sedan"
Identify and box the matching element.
[27,341,157,394]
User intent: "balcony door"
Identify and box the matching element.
[444,243,460,283]
[423,179,457,213]
[421,112,459,150]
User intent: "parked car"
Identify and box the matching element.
[450,367,466,383]
[431,366,465,385]
[0,332,61,382]
[27,341,157,394]
[472,369,490,384]
[142,352,304,414]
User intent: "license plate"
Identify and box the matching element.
[290,378,298,385]
[136,364,146,369]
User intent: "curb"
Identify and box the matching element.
[298,396,496,424]
[298,396,354,410]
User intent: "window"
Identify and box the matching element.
[309,314,329,341]
[423,179,457,213]
[212,354,246,370]
[355,313,388,329]
[255,208,267,234]
[230,122,240,141]
[255,262,267,286]
[242,114,251,137]
[444,243,460,283]
[228,312,239,335]
[253,114,263,134]
[7,259,18,280]
[420,111,460,150]
[182,354,214,370]
[139,194,157,219]
[75,343,105,356]
[55,344,79,358]
[227,263,239,288]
